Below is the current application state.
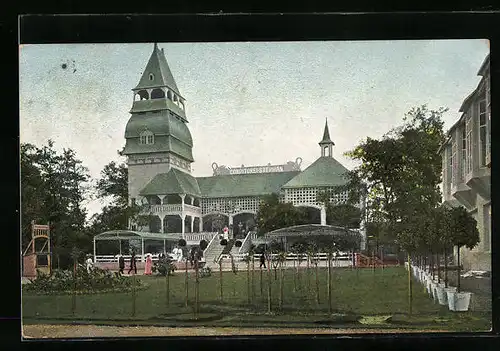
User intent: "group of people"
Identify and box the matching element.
[114,248,183,276]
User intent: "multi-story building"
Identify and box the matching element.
[122,44,363,241]
[439,53,491,272]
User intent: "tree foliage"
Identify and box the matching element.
[343,105,447,252]
[256,193,308,236]
[21,141,91,268]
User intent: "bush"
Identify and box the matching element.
[152,256,176,276]
[178,239,187,247]
[23,266,143,295]
[234,240,243,248]
[220,239,228,246]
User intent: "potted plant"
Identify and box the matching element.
[446,207,479,312]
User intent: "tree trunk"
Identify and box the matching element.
[72,260,77,315]
[132,273,136,317]
[293,256,297,291]
[195,262,200,317]
[279,261,284,310]
[315,263,320,305]
[436,253,440,283]
[165,271,170,307]
[219,257,223,303]
[267,258,272,313]
[444,247,448,288]
[408,253,412,317]
[307,257,310,287]
[247,260,251,305]
[185,258,189,307]
[328,255,332,314]
[260,267,263,296]
[457,246,461,293]
[251,256,255,302]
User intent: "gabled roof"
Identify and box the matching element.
[319,119,334,145]
[196,171,300,198]
[140,168,201,197]
[134,43,181,96]
[282,156,349,188]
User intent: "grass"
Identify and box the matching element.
[22,266,491,331]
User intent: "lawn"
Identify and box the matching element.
[22,266,491,332]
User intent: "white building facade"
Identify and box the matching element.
[439,53,491,271]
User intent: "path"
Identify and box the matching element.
[22,324,447,338]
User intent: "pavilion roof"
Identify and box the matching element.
[94,230,182,241]
[264,224,357,238]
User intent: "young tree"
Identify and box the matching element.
[448,207,480,292]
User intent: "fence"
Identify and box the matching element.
[218,252,353,263]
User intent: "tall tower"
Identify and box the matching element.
[123,43,194,204]
[319,119,334,157]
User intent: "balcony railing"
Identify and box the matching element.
[149,204,182,213]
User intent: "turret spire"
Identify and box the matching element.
[319,119,335,157]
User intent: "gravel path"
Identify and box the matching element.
[22,325,447,338]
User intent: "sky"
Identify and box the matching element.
[19,40,490,218]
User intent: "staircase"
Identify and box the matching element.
[203,235,225,270]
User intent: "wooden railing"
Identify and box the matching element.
[185,232,217,243]
[218,252,352,263]
[149,204,182,213]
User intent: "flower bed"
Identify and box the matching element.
[22,266,145,295]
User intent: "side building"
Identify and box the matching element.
[438,53,491,272]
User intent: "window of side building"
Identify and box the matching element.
[451,139,457,185]
[479,95,488,167]
[465,114,473,174]
[461,126,467,180]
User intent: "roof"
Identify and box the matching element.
[265,224,357,238]
[282,156,349,188]
[319,119,334,145]
[478,53,490,76]
[134,44,181,95]
[94,230,182,241]
[123,110,194,161]
[196,171,300,198]
[140,168,201,196]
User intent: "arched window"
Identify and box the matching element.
[139,130,154,145]
[151,88,165,99]
[149,73,155,81]
[137,90,149,100]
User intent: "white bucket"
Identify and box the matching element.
[447,291,472,312]
[435,286,448,305]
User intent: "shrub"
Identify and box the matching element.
[23,266,143,295]
[220,239,228,246]
[152,256,176,276]
[178,239,187,247]
[235,240,243,248]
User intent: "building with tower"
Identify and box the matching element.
[105,43,365,265]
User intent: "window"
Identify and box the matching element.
[451,139,457,185]
[461,126,467,179]
[139,130,154,145]
[479,97,488,167]
[465,115,473,174]
[149,73,154,81]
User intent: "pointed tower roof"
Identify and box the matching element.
[134,43,181,95]
[319,119,334,145]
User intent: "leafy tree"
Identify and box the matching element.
[345,106,447,255]
[256,193,307,236]
[448,207,480,292]
[21,141,90,269]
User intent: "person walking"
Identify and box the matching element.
[128,250,137,275]
[118,255,125,275]
[144,253,153,275]
[259,252,266,269]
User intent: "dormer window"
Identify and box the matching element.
[140,130,154,145]
[149,73,154,81]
